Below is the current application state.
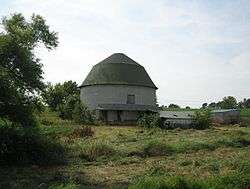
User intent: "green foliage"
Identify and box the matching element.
[0,121,65,166]
[202,103,208,108]
[137,113,161,128]
[72,101,95,124]
[42,81,79,111]
[168,104,180,109]
[42,81,95,124]
[38,109,73,127]
[208,102,217,108]
[205,96,239,109]
[220,96,238,109]
[58,94,79,120]
[240,108,250,117]
[0,13,58,127]
[192,109,212,129]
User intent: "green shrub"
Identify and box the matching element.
[56,95,95,125]
[0,122,66,166]
[79,141,116,161]
[58,95,79,120]
[192,109,212,130]
[137,113,161,128]
[143,140,175,157]
[72,102,95,124]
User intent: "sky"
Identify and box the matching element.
[1,0,250,107]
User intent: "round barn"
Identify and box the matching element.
[79,53,158,123]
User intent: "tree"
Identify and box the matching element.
[244,99,250,108]
[42,80,79,111]
[208,102,217,108]
[0,13,58,127]
[168,104,180,109]
[192,109,211,130]
[202,103,208,108]
[238,98,250,108]
[58,94,79,119]
[72,101,95,124]
[220,96,237,109]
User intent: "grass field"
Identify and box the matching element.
[0,110,250,189]
[241,108,250,117]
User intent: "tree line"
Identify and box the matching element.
[202,96,250,109]
[160,96,250,110]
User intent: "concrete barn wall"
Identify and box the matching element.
[80,84,156,110]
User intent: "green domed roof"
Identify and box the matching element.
[80,53,157,89]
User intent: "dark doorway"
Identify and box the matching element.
[102,111,107,122]
[117,111,122,122]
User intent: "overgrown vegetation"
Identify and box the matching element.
[137,113,161,128]
[192,109,212,129]
[0,120,65,166]
[138,109,212,130]
[1,110,250,188]
[70,126,94,138]
[42,80,96,124]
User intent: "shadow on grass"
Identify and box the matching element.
[0,167,118,189]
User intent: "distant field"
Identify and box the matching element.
[162,108,198,111]
[1,111,250,188]
[240,108,250,117]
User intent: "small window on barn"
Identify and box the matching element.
[127,94,135,104]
